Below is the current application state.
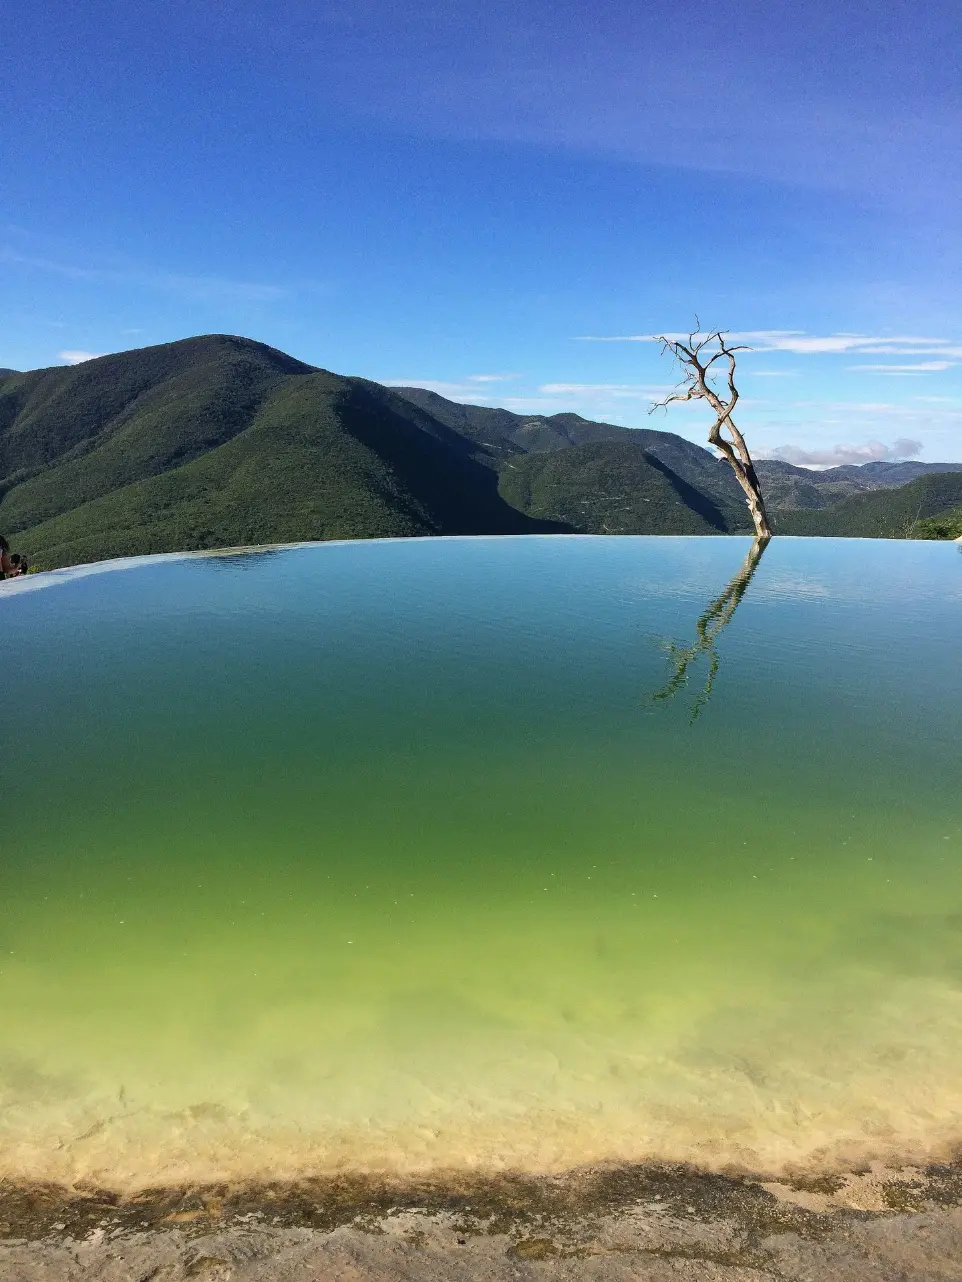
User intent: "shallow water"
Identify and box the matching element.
[2,536,961,1186]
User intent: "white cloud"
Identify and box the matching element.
[849,361,954,372]
[385,377,675,411]
[384,378,962,461]
[574,330,962,358]
[58,349,104,364]
[852,346,962,357]
[466,373,519,383]
[539,382,671,398]
[759,437,924,467]
[385,379,669,421]
[384,378,514,403]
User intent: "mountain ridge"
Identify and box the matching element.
[3,335,961,569]
[1,337,568,567]
[392,384,745,505]
[754,458,962,510]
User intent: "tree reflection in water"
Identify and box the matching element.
[192,546,289,571]
[652,536,769,722]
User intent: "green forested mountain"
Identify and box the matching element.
[498,441,752,535]
[4,335,961,570]
[915,507,962,540]
[773,472,962,537]
[2,335,757,569]
[393,385,744,504]
[0,337,566,568]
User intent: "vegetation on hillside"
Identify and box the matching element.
[914,507,962,540]
[0,335,312,533]
[393,386,744,505]
[2,338,565,569]
[772,473,962,538]
[498,441,751,535]
[755,460,881,510]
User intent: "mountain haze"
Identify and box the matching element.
[755,458,962,510]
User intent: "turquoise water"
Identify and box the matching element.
[1,535,961,1186]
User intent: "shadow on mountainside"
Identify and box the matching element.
[342,381,573,536]
[642,452,746,533]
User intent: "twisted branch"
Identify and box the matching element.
[649,327,772,540]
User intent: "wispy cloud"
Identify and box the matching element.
[388,377,962,458]
[466,373,519,383]
[383,378,498,401]
[384,377,691,430]
[759,437,923,467]
[1,247,290,304]
[58,349,104,364]
[849,361,955,373]
[575,330,962,358]
[539,382,671,398]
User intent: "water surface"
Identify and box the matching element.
[2,536,961,1185]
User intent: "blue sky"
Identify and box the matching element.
[3,0,961,462]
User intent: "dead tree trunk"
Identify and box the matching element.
[649,329,772,540]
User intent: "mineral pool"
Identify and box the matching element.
[2,535,960,1187]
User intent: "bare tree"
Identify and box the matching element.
[649,327,772,540]
[652,535,768,721]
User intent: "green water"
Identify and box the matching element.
[2,536,961,1185]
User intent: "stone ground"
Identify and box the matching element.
[3,1161,962,1281]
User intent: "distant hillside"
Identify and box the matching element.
[755,460,874,509]
[395,388,962,520]
[773,473,962,537]
[394,385,637,459]
[824,460,962,485]
[498,441,752,535]
[915,507,962,540]
[393,386,743,506]
[0,369,17,378]
[1,337,566,568]
[755,459,962,510]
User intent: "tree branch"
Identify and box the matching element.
[648,326,772,540]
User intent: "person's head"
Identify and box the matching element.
[9,553,27,575]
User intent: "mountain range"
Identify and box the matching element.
[752,458,962,510]
[1,335,959,570]
[772,471,962,538]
